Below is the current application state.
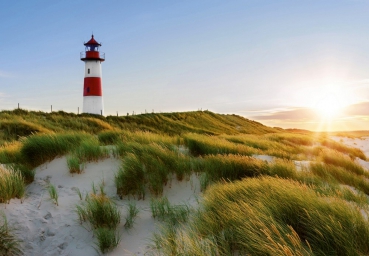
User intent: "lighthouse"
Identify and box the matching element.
[80,35,105,115]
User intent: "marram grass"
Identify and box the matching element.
[0,213,22,256]
[0,166,25,204]
[152,177,369,256]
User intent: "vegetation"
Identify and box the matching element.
[0,166,25,204]
[1,109,369,254]
[124,201,139,229]
[48,184,59,206]
[0,213,21,256]
[153,177,369,255]
[93,227,120,254]
[76,187,121,254]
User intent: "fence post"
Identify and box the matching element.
[18,103,19,109]
[101,110,102,116]
[51,105,52,112]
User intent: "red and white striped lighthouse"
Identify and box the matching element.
[80,35,105,115]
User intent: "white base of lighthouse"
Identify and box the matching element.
[83,96,104,115]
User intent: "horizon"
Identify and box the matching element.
[1,1,369,131]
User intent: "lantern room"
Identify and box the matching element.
[80,35,105,61]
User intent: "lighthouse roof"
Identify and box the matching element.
[84,35,101,46]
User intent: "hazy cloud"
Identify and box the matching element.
[251,101,369,122]
[251,107,319,121]
[343,102,369,116]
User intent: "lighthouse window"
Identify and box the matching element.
[88,69,90,74]
[87,87,90,93]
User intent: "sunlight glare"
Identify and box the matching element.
[314,93,343,119]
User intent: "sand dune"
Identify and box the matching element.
[1,156,200,255]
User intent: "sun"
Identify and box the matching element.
[314,93,343,119]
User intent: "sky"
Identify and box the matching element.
[1,0,369,131]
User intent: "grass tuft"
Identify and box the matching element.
[93,227,120,254]
[48,184,58,206]
[0,213,22,256]
[0,166,25,204]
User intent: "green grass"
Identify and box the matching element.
[77,193,121,230]
[76,192,121,254]
[152,177,369,255]
[319,149,368,177]
[310,162,369,195]
[115,142,197,198]
[0,213,22,256]
[93,227,120,254]
[184,133,259,156]
[150,197,191,226]
[20,133,89,168]
[124,201,139,229]
[0,166,25,204]
[320,137,366,160]
[67,155,83,174]
[73,138,109,163]
[48,184,58,206]
[97,131,121,145]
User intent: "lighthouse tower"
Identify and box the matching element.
[80,35,105,115]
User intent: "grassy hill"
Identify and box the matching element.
[0,109,278,144]
[1,109,369,255]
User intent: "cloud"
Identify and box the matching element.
[343,102,369,116]
[251,107,319,121]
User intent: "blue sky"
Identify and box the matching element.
[1,0,369,131]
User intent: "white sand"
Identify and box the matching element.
[0,156,201,255]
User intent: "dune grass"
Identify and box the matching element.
[0,166,25,204]
[319,149,368,177]
[152,177,369,255]
[310,162,369,195]
[124,201,139,229]
[320,137,366,160]
[0,213,22,256]
[150,197,191,226]
[115,142,197,198]
[77,193,121,230]
[97,131,121,145]
[73,138,109,163]
[67,155,83,174]
[93,227,120,254]
[184,133,259,156]
[76,192,121,254]
[48,184,59,206]
[20,133,90,168]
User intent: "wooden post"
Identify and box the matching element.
[101,110,102,116]
[51,105,52,112]
[117,111,118,117]
[18,103,19,109]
